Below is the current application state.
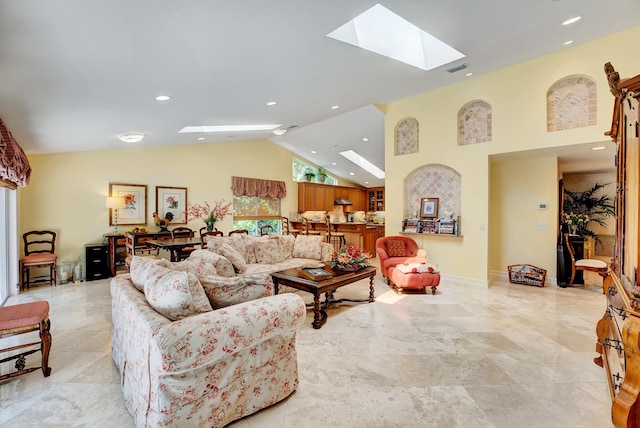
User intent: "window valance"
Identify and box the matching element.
[231,176,287,198]
[0,117,31,189]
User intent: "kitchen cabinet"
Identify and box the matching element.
[345,187,366,212]
[298,183,335,212]
[367,187,385,211]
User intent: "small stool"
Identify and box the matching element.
[0,301,52,380]
[389,264,441,295]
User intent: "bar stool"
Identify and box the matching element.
[281,217,300,236]
[325,215,346,251]
[302,218,321,236]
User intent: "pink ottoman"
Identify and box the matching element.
[388,264,440,295]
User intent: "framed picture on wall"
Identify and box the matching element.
[109,183,147,225]
[155,186,187,224]
[420,198,439,219]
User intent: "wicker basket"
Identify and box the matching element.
[508,264,547,287]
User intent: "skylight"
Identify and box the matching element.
[339,150,385,179]
[179,124,281,133]
[327,3,465,71]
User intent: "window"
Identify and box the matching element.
[233,195,281,235]
[292,158,337,185]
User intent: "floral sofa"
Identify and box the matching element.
[111,234,333,427]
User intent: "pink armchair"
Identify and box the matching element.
[376,236,427,283]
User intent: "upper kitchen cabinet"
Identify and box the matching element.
[367,187,385,211]
[297,182,335,212]
[345,187,366,212]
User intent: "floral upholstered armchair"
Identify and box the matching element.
[375,236,427,283]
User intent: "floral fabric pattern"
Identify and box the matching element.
[217,243,247,273]
[111,274,305,428]
[276,234,296,260]
[254,239,282,264]
[191,249,236,277]
[292,235,323,260]
[200,273,274,308]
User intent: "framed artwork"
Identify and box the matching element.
[155,186,187,224]
[109,183,147,226]
[420,197,439,219]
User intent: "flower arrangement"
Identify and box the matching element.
[185,199,232,230]
[330,245,371,271]
[562,212,589,227]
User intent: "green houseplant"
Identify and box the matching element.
[303,169,315,182]
[563,183,615,247]
[317,167,328,183]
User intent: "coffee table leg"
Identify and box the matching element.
[273,280,280,295]
[312,294,327,329]
[368,275,375,302]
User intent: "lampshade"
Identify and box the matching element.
[106,196,126,209]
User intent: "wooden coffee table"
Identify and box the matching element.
[271,263,376,329]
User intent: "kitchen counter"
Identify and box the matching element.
[290,221,384,256]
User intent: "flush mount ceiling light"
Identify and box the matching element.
[266,101,277,106]
[179,124,281,133]
[327,3,465,71]
[592,146,606,151]
[339,150,385,179]
[118,133,145,143]
[155,95,171,101]
[272,128,287,136]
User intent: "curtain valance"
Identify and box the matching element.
[231,176,287,198]
[0,117,31,190]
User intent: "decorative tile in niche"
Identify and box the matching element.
[404,164,461,219]
[458,100,492,146]
[547,75,597,132]
[396,117,419,155]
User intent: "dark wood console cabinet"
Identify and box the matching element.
[85,242,110,281]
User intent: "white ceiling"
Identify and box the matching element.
[1,1,638,187]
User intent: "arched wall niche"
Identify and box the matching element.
[547,75,597,132]
[404,164,461,219]
[395,117,419,155]
[458,100,492,146]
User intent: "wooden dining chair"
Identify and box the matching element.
[281,217,300,236]
[564,233,608,287]
[301,218,321,236]
[259,225,274,236]
[20,230,57,290]
[171,227,196,260]
[200,229,223,248]
[229,229,249,236]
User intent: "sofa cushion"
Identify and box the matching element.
[204,236,226,251]
[129,256,172,292]
[228,234,253,263]
[386,239,407,257]
[132,258,213,320]
[200,273,274,308]
[218,243,247,274]
[292,235,323,260]
[190,249,236,277]
[168,256,218,277]
[277,234,296,260]
[254,239,283,264]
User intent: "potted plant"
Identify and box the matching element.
[563,183,615,247]
[303,169,315,182]
[317,168,328,183]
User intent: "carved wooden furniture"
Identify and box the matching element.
[259,225,274,236]
[325,215,346,251]
[564,233,608,287]
[228,229,249,236]
[145,236,202,262]
[170,227,196,260]
[0,301,52,381]
[281,217,299,236]
[595,63,640,427]
[20,230,57,290]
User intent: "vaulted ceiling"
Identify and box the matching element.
[1,1,638,187]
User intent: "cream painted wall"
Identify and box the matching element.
[384,26,640,285]
[489,157,559,274]
[19,139,305,264]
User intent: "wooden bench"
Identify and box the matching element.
[0,301,52,380]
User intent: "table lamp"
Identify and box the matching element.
[106,196,126,233]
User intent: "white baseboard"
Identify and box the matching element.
[441,273,489,289]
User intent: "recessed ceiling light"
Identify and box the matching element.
[339,150,385,179]
[466,72,473,77]
[349,172,355,176]
[327,3,465,71]
[562,16,581,26]
[118,133,145,143]
[591,146,606,151]
[179,124,281,133]
[197,137,205,140]
[331,105,340,110]
[362,137,369,142]
[311,150,317,154]
[266,101,276,106]
[155,95,170,101]
[564,40,574,46]
[272,128,287,136]
[332,162,337,166]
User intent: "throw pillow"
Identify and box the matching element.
[292,235,323,260]
[189,250,236,277]
[204,236,226,251]
[228,234,252,263]
[277,234,296,260]
[140,262,212,320]
[200,273,274,308]
[254,239,283,264]
[386,239,407,257]
[169,256,218,278]
[129,256,172,292]
[218,243,247,273]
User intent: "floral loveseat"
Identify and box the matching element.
[111,234,333,427]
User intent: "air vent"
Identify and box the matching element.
[447,63,468,73]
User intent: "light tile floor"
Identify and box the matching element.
[0,264,614,428]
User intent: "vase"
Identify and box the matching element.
[205,221,216,232]
[570,225,578,235]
